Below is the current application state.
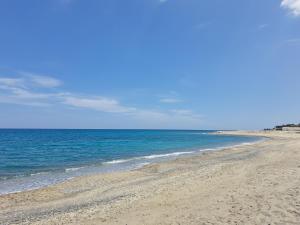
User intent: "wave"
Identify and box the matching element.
[30,171,50,176]
[104,158,133,164]
[102,140,263,166]
[197,139,264,153]
[104,151,195,165]
[65,166,86,172]
[142,151,195,159]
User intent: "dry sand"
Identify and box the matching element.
[0,130,299,225]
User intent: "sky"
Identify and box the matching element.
[0,0,299,130]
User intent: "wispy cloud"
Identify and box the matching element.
[0,75,60,105]
[195,22,212,30]
[132,109,203,128]
[29,75,62,88]
[281,0,300,16]
[160,98,182,103]
[158,0,168,4]
[0,73,62,89]
[0,72,203,127]
[63,96,135,113]
[170,109,202,119]
[20,72,62,88]
[158,91,182,104]
[285,38,300,43]
[0,77,24,88]
[258,24,269,30]
[9,88,53,99]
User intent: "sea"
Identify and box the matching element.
[0,129,262,195]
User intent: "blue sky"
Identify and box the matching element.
[0,0,299,129]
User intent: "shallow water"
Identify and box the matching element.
[0,129,261,194]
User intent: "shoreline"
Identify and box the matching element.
[1,130,299,224]
[0,133,262,196]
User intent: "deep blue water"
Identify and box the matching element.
[0,129,261,194]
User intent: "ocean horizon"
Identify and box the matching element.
[0,129,261,195]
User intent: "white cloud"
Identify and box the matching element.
[281,0,300,16]
[170,109,203,119]
[285,38,300,43]
[0,73,62,89]
[258,24,268,29]
[0,74,135,113]
[30,75,62,88]
[0,72,204,128]
[0,85,51,106]
[195,22,212,30]
[131,109,203,129]
[160,98,181,103]
[0,78,25,88]
[63,96,135,113]
[10,88,52,99]
[19,72,62,88]
[0,75,60,106]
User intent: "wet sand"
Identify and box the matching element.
[1,130,299,225]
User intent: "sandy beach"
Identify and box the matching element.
[0,130,299,225]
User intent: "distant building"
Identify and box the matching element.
[274,123,300,131]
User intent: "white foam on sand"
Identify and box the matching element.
[142,151,195,159]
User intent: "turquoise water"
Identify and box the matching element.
[0,129,261,194]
